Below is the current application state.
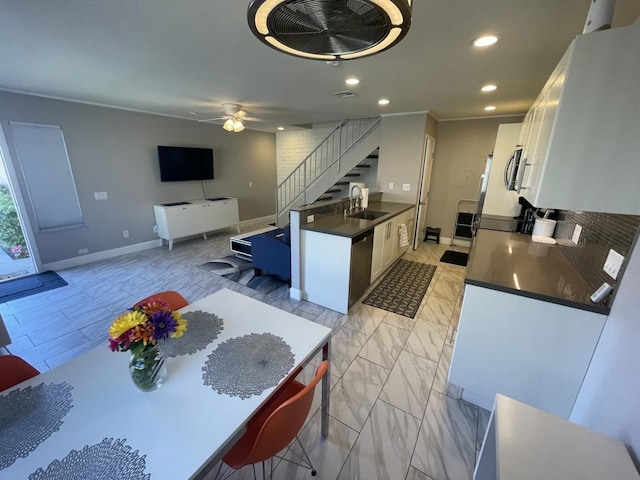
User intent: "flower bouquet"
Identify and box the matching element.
[108,298,187,391]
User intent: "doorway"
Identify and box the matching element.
[0,130,37,280]
[413,134,435,250]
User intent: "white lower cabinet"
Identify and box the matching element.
[448,284,606,418]
[370,208,414,283]
[153,198,239,250]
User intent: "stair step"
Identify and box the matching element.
[317,195,333,201]
[334,181,350,186]
[326,188,342,193]
[354,164,371,168]
[343,173,361,177]
[366,155,379,159]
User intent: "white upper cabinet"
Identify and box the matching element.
[516,24,640,214]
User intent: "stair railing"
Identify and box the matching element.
[276,116,380,220]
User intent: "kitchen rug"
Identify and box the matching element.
[362,260,437,318]
[439,250,469,267]
[0,271,68,304]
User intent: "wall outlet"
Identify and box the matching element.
[402,183,411,192]
[94,192,108,200]
[79,248,89,255]
[249,181,253,188]
[603,249,624,280]
[571,224,582,244]
[123,230,129,238]
[307,214,315,223]
[153,225,158,233]
[388,182,394,190]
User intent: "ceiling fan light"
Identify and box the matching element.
[223,118,235,131]
[248,0,412,61]
[233,120,245,132]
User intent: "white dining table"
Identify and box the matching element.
[0,288,332,480]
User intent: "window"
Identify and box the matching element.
[10,122,84,231]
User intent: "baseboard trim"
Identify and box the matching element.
[440,237,472,248]
[289,287,302,301]
[42,240,163,272]
[41,215,278,272]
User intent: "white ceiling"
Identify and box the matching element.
[0,1,638,131]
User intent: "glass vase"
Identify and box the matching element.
[129,345,167,392]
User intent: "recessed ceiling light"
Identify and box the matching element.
[188,111,199,115]
[484,105,497,111]
[378,98,390,106]
[345,78,360,86]
[277,127,284,131]
[473,35,499,47]
[481,84,498,92]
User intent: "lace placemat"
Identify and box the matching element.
[202,332,295,399]
[29,437,150,480]
[0,382,74,470]
[159,310,224,357]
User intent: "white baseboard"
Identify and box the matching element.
[41,215,278,272]
[42,239,162,272]
[440,237,472,248]
[289,287,302,301]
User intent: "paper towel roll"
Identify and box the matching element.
[532,218,556,237]
[361,187,369,209]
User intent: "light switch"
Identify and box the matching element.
[388,182,394,190]
[603,249,624,280]
[571,224,582,244]
[402,183,411,192]
[94,192,108,200]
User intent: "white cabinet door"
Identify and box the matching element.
[448,284,606,418]
[517,24,640,213]
[381,221,396,270]
[370,222,386,282]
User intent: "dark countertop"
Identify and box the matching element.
[466,229,609,315]
[301,201,415,239]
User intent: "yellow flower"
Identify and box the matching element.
[169,311,188,339]
[109,310,148,339]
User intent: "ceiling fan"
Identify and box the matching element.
[196,103,264,132]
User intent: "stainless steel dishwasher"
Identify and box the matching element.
[349,229,374,307]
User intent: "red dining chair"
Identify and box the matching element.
[0,354,39,392]
[133,290,189,310]
[215,361,329,480]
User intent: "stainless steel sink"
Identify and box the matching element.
[348,210,388,221]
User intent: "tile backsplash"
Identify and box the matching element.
[555,210,640,292]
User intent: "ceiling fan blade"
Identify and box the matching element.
[197,116,227,123]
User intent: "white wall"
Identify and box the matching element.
[570,240,640,468]
[376,113,428,203]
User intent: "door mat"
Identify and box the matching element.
[0,271,68,303]
[199,256,286,295]
[440,250,469,266]
[362,260,437,319]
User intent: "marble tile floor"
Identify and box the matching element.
[1,222,489,480]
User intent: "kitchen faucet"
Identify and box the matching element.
[350,184,362,212]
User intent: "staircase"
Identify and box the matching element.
[276,117,381,226]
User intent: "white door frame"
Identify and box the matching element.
[413,134,436,250]
[0,125,42,274]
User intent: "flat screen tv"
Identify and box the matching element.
[157,146,214,182]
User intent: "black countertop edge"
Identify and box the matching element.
[464,278,611,315]
[300,202,415,239]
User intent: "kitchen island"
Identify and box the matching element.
[297,200,415,313]
[449,229,607,418]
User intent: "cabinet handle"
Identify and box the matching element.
[515,159,530,193]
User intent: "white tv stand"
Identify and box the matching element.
[153,198,239,250]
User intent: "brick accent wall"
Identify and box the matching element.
[276,127,334,184]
